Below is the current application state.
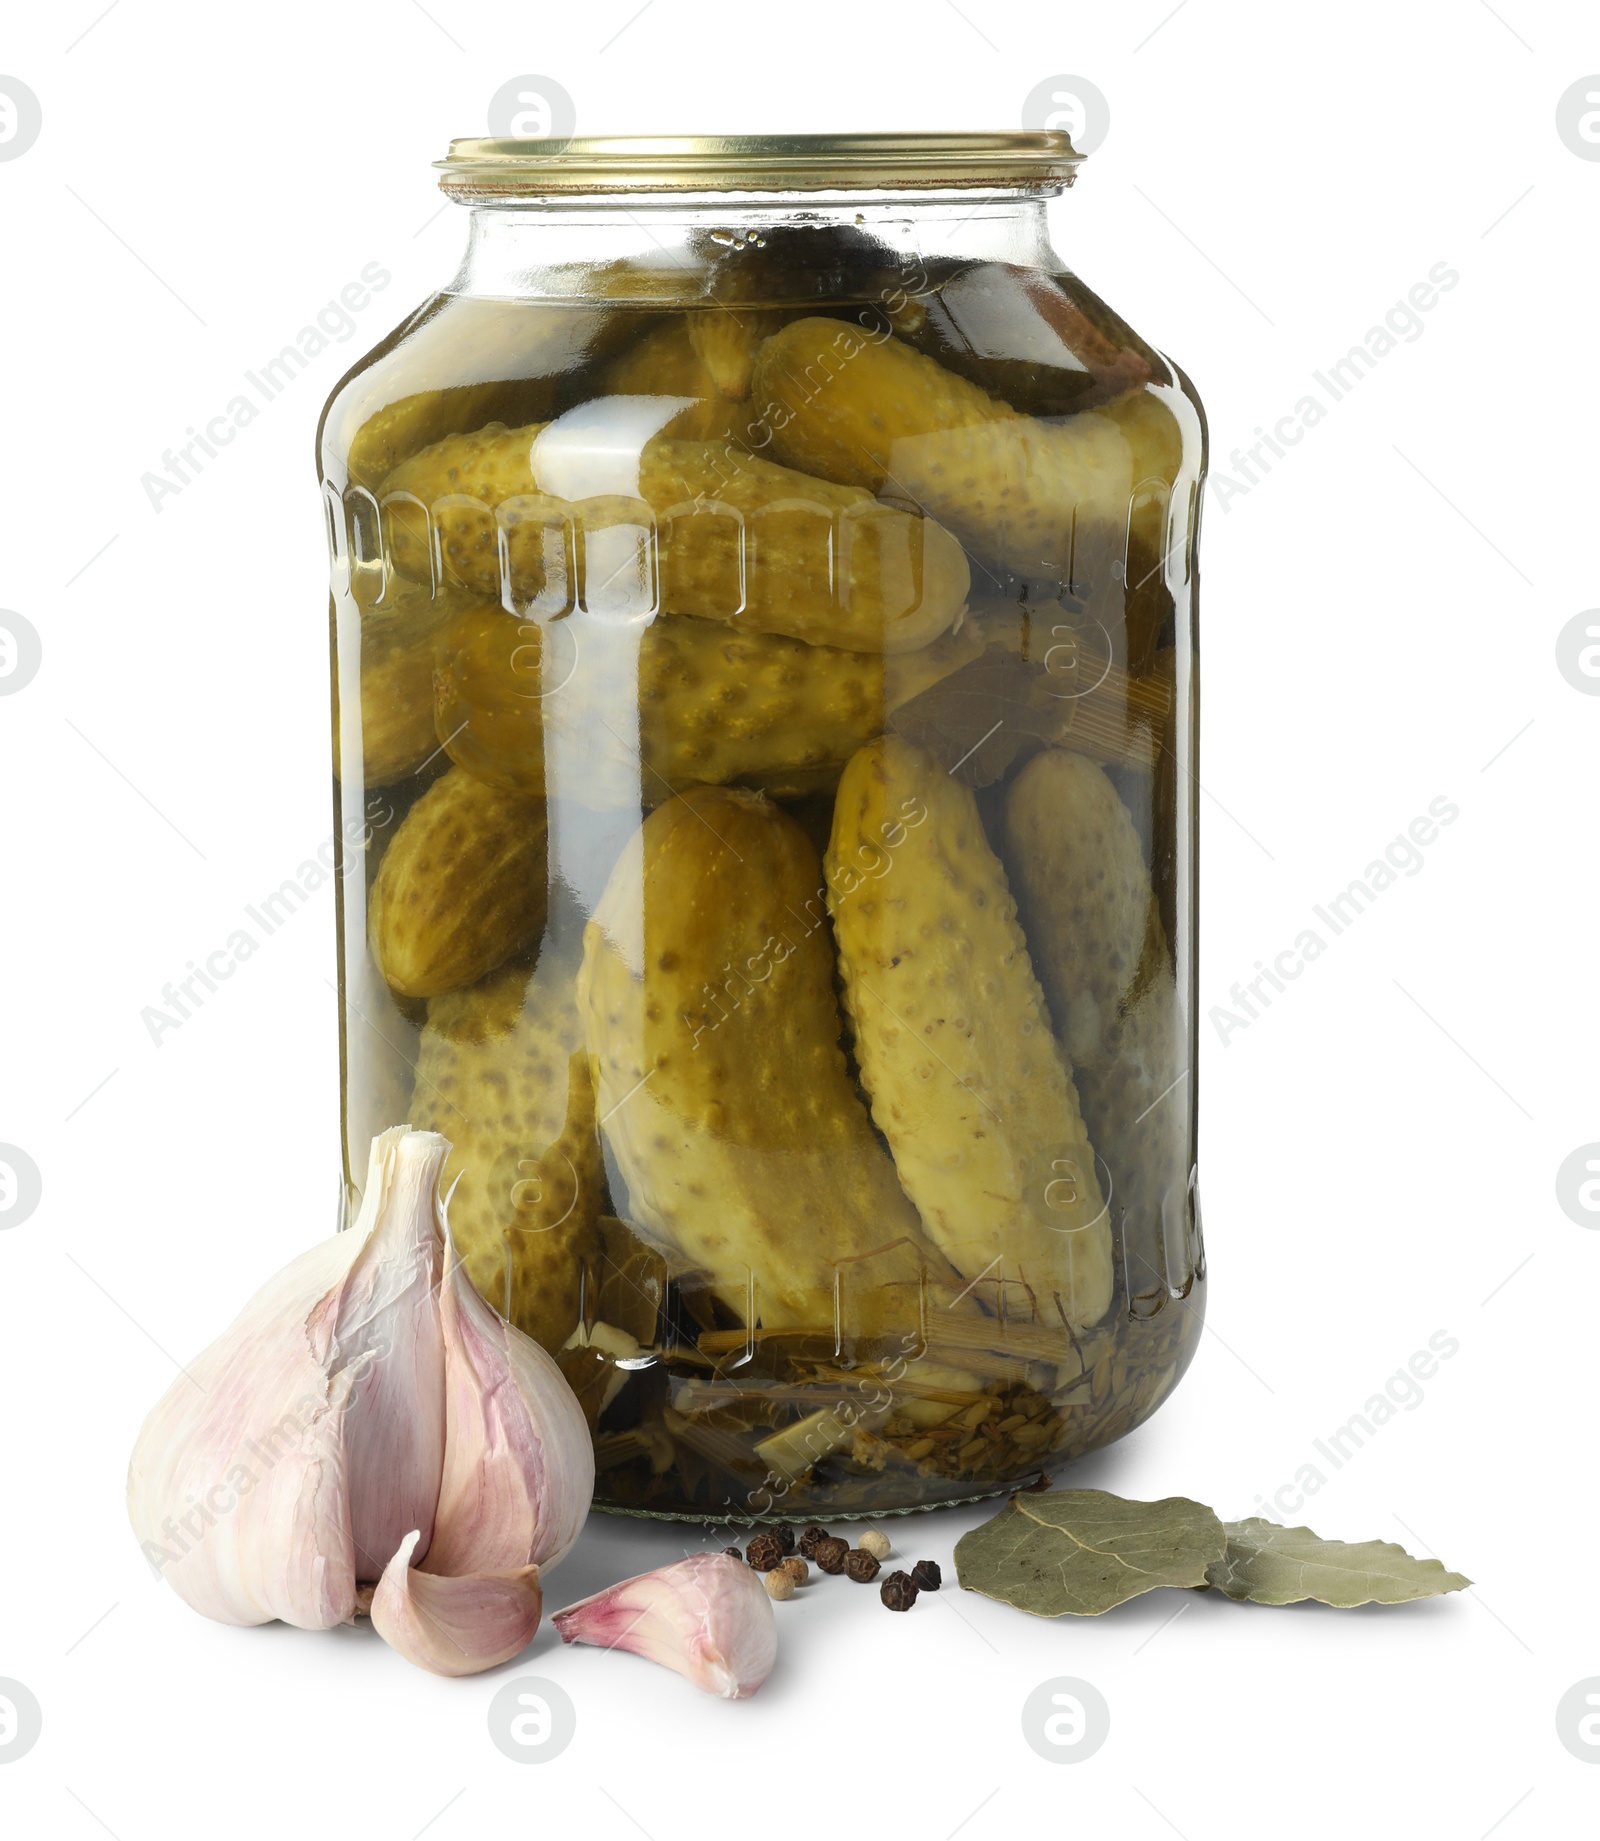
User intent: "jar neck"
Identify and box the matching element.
[445,190,1065,302]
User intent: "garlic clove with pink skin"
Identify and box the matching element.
[126,1127,449,1629]
[370,1531,543,1679]
[553,1554,777,1699]
[316,1131,449,1581]
[423,1223,593,1580]
[359,1212,592,1676]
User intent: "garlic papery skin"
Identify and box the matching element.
[422,1226,594,1579]
[316,1131,449,1581]
[370,1531,543,1678]
[553,1554,777,1698]
[126,1126,448,1629]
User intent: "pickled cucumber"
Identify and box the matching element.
[577,785,974,1338]
[335,579,487,787]
[687,308,790,399]
[826,736,1114,1330]
[1001,751,1164,1066]
[599,309,791,440]
[379,420,968,653]
[410,949,604,1353]
[346,383,540,493]
[1002,749,1185,1258]
[433,601,990,804]
[752,318,1170,593]
[598,319,750,444]
[644,440,968,654]
[331,296,639,489]
[367,766,547,999]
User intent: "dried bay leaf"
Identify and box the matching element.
[1205,1520,1471,1607]
[955,1488,1226,1617]
[957,1490,1471,1622]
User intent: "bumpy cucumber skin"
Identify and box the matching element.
[1002,750,1166,1070]
[826,736,1115,1331]
[381,418,967,653]
[410,951,604,1354]
[432,604,988,805]
[600,319,752,444]
[752,318,1147,586]
[367,766,548,999]
[381,421,550,596]
[578,786,969,1339]
[643,439,968,654]
[1002,748,1185,1257]
[338,580,488,787]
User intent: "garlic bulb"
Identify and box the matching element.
[553,1554,777,1698]
[370,1530,543,1679]
[126,1127,448,1628]
[126,1124,593,1674]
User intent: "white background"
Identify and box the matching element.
[2,0,1596,1834]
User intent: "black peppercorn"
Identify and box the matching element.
[797,1524,830,1560]
[775,1524,797,1555]
[910,1559,942,1592]
[722,1545,743,1561]
[813,1535,850,1575]
[880,1570,919,1611]
[746,1531,786,1572]
[844,1548,881,1583]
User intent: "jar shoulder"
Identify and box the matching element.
[320,260,1207,498]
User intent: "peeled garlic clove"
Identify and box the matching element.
[553,1553,776,1698]
[422,1224,593,1578]
[370,1530,543,1678]
[126,1127,448,1629]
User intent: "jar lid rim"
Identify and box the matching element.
[436,131,1082,197]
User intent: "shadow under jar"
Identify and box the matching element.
[318,132,1207,1521]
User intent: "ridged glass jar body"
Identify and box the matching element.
[319,183,1206,1519]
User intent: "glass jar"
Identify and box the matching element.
[318,133,1206,1521]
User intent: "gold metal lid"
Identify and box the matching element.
[436,131,1081,198]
